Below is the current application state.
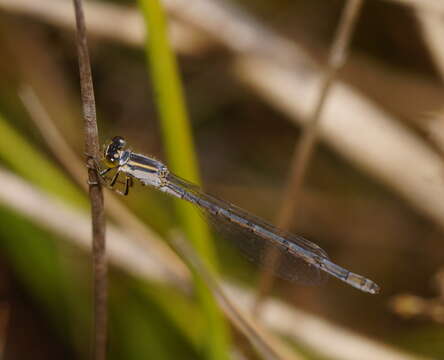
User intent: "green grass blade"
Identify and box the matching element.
[0,113,87,208]
[136,1,230,358]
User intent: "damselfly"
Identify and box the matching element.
[99,136,380,294]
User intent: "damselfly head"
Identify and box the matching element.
[104,136,127,167]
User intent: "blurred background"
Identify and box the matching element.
[0,0,443,359]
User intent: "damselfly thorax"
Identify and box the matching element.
[99,136,168,195]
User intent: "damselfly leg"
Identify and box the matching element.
[99,166,133,196]
[99,167,112,177]
[123,176,133,196]
[109,169,120,186]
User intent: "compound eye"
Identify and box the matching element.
[112,136,126,149]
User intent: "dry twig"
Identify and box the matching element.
[0,0,209,54]
[171,234,302,360]
[425,111,444,155]
[254,0,365,310]
[72,1,107,358]
[415,8,444,81]
[390,269,444,324]
[381,0,444,13]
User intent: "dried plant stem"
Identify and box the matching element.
[170,234,302,360]
[0,0,208,54]
[415,8,444,81]
[254,0,364,311]
[72,1,107,359]
[383,0,444,13]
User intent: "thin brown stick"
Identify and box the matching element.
[72,1,107,359]
[254,0,365,311]
[170,233,302,360]
[0,0,210,54]
[381,0,444,13]
[415,7,444,82]
[425,111,444,156]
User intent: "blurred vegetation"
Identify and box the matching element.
[0,0,443,359]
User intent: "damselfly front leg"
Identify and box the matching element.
[99,167,112,177]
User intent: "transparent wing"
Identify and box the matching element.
[167,174,329,285]
[205,209,328,285]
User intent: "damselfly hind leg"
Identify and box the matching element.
[109,169,120,186]
[110,170,132,196]
[123,176,133,196]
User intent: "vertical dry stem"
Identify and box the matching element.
[72,0,107,359]
[254,0,365,311]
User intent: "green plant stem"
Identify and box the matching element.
[136,1,230,359]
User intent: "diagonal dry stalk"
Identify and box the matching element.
[253,0,365,311]
[72,1,107,359]
[383,0,444,12]
[170,233,302,360]
[19,86,187,285]
[415,7,444,81]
